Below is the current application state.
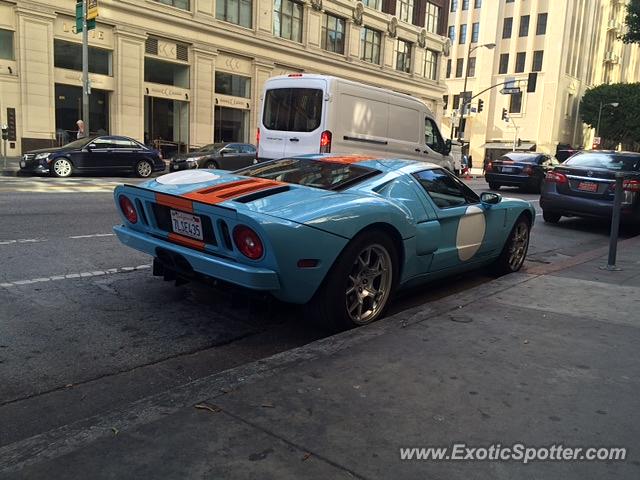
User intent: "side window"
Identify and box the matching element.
[240,145,256,154]
[413,168,479,208]
[425,117,445,154]
[90,137,114,149]
[111,138,135,149]
[223,144,240,154]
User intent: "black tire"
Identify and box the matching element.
[488,182,500,190]
[135,159,153,178]
[50,157,73,178]
[492,215,531,276]
[307,230,399,331]
[542,210,561,224]
[205,160,218,169]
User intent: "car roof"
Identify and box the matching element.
[292,154,441,173]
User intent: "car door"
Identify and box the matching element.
[82,137,115,171]
[218,144,244,170]
[238,144,257,167]
[412,168,505,272]
[110,137,140,171]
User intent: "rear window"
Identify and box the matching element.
[564,153,640,171]
[263,88,323,132]
[499,154,542,164]
[234,158,380,191]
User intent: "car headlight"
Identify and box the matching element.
[187,156,203,162]
[35,153,51,160]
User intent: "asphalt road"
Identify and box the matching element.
[0,174,634,448]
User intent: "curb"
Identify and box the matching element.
[1,169,19,177]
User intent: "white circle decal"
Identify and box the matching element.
[456,205,486,261]
[155,170,221,185]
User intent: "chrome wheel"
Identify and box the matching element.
[137,160,153,178]
[507,222,530,271]
[53,158,72,177]
[345,244,393,325]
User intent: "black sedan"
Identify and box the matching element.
[20,136,165,178]
[485,152,559,193]
[540,151,640,225]
[169,143,257,171]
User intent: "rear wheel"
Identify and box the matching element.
[488,182,500,190]
[205,160,218,169]
[308,231,398,331]
[492,216,531,275]
[136,159,153,178]
[51,158,73,178]
[542,211,561,224]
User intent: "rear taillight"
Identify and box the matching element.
[522,165,533,176]
[486,162,493,172]
[623,179,640,192]
[545,171,568,184]
[119,195,138,224]
[320,130,332,153]
[233,225,264,260]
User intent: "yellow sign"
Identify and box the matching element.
[87,0,99,20]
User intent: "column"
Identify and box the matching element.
[191,45,217,147]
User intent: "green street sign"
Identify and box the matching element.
[76,1,96,32]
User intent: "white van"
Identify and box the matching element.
[257,74,453,170]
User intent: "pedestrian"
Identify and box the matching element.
[76,120,86,139]
[468,155,473,169]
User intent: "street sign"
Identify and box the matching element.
[76,1,96,32]
[500,87,521,95]
[593,136,601,146]
[87,0,99,20]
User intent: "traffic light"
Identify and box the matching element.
[501,108,508,121]
[478,99,484,113]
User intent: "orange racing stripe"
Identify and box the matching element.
[155,193,194,213]
[319,155,377,165]
[183,178,284,205]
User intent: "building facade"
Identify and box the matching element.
[0,0,451,157]
[442,0,640,164]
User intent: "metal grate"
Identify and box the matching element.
[145,37,158,55]
[176,43,189,62]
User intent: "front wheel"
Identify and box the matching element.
[488,182,500,190]
[51,158,73,178]
[136,159,153,178]
[492,216,531,275]
[308,231,398,331]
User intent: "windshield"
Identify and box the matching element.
[263,88,323,132]
[61,136,96,149]
[565,153,640,171]
[234,158,380,191]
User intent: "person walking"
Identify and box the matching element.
[76,120,86,139]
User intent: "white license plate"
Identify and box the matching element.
[20,161,26,168]
[501,167,514,173]
[172,164,179,170]
[170,210,203,240]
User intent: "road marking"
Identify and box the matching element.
[69,233,115,239]
[0,264,151,289]
[0,238,47,246]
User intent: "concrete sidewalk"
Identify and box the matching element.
[2,237,639,479]
[1,157,20,177]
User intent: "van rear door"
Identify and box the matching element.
[260,78,326,159]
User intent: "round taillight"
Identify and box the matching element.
[119,195,138,224]
[233,225,263,260]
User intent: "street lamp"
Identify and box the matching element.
[456,42,496,143]
[596,101,620,138]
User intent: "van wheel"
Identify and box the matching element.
[308,231,398,331]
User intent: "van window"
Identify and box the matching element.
[263,88,323,132]
[425,117,445,154]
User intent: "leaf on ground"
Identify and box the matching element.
[195,403,222,413]
[111,427,118,435]
[302,452,312,461]
[261,403,275,408]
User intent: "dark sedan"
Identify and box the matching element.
[20,136,165,178]
[540,151,640,225]
[169,143,257,172]
[485,152,559,193]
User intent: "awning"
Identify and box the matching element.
[480,142,536,150]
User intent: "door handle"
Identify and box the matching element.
[289,138,299,142]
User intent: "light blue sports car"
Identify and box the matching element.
[113,155,535,329]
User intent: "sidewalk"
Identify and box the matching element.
[2,237,639,479]
[1,156,20,177]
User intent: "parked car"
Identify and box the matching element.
[113,154,535,330]
[170,143,257,171]
[19,135,165,178]
[540,151,640,225]
[485,152,559,193]
[258,74,454,171]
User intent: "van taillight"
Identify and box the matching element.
[320,131,332,153]
[256,128,260,150]
[288,73,303,77]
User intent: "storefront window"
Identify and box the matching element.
[215,72,251,98]
[215,106,249,143]
[144,57,190,88]
[54,40,112,75]
[216,0,252,28]
[144,97,189,157]
[0,29,14,60]
[55,84,109,143]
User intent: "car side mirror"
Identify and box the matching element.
[480,192,502,205]
[83,144,95,152]
[443,139,452,156]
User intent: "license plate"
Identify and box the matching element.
[172,164,180,170]
[170,210,203,240]
[20,161,26,168]
[577,181,598,192]
[501,167,514,173]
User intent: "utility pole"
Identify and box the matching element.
[82,0,90,137]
